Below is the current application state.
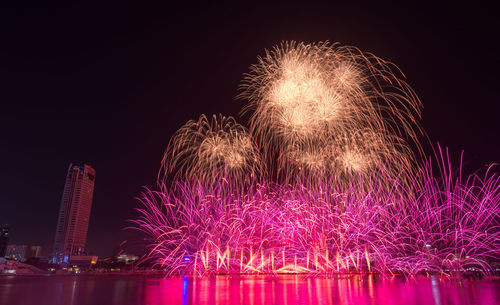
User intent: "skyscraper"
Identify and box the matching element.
[0,224,10,257]
[52,164,96,265]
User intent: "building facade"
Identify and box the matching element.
[6,245,27,261]
[29,246,42,258]
[52,164,96,265]
[0,225,10,257]
[5,244,41,261]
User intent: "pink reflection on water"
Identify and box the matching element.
[0,275,499,305]
[143,275,500,305]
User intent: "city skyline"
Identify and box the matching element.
[1,3,498,257]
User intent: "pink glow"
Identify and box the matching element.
[132,41,499,277]
[142,275,500,305]
[132,147,499,277]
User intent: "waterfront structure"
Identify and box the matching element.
[0,225,9,257]
[52,164,96,265]
[6,245,43,261]
[117,254,139,264]
[6,245,27,261]
[68,255,98,268]
[29,246,42,258]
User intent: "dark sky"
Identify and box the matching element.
[1,3,498,257]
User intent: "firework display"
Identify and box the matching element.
[239,41,422,181]
[134,42,499,277]
[158,114,264,190]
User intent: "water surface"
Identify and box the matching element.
[0,274,498,305]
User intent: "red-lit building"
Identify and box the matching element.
[52,164,96,265]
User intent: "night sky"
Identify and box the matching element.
[1,3,498,257]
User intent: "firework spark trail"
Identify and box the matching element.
[239,41,423,181]
[158,114,264,191]
[132,41,499,277]
[133,151,499,276]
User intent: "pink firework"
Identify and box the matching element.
[133,148,499,276]
[132,42,499,277]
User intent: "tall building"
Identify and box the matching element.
[0,225,10,257]
[52,164,96,265]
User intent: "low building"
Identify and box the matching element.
[68,255,98,269]
[6,245,27,261]
[5,245,43,262]
[117,254,139,265]
[30,246,42,258]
